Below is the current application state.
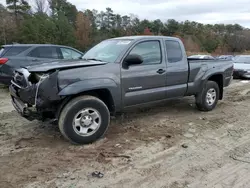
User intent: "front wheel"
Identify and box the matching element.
[195,81,220,111]
[58,96,110,144]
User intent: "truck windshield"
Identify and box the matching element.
[82,39,132,63]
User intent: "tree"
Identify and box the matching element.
[1,2,250,54]
[165,19,179,36]
[48,0,77,25]
[0,3,18,44]
[34,0,49,14]
[19,12,76,46]
[75,11,92,50]
[96,11,105,29]
[183,35,200,52]
[201,36,219,53]
[19,14,57,43]
[0,4,8,44]
[104,7,115,29]
[53,12,76,45]
[228,31,247,52]
[151,19,163,35]
[85,9,97,30]
[130,15,141,34]
[6,0,31,24]
[114,14,122,29]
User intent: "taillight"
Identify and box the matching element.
[0,58,8,64]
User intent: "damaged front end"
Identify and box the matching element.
[9,68,63,121]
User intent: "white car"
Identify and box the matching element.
[233,55,250,79]
[188,55,215,59]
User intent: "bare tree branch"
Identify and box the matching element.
[34,0,48,14]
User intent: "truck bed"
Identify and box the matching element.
[186,59,233,95]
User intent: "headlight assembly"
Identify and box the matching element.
[29,73,49,84]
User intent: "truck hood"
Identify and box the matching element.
[25,59,107,73]
[233,62,250,70]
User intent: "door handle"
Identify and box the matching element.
[32,59,38,61]
[156,69,166,74]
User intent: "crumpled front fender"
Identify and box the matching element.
[58,78,118,96]
[58,78,121,111]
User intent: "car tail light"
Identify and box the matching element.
[0,58,8,64]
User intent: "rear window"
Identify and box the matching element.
[0,47,10,57]
[0,46,30,56]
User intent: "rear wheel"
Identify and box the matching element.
[195,81,219,111]
[59,95,110,144]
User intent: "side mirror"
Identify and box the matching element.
[124,54,143,68]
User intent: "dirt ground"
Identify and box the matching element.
[1,80,250,188]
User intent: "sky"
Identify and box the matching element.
[1,0,250,28]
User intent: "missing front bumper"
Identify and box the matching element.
[9,85,40,121]
[9,70,64,121]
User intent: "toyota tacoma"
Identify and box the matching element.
[9,36,234,144]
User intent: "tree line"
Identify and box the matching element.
[1,0,250,54]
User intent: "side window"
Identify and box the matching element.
[29,47,59,59]
[28,48,39,57]
[165,40,183,63]
[129,41,161,65]
[60,48,82,59]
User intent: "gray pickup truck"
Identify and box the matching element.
[9,36,233,144]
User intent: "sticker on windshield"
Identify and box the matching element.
[117,41,131,45]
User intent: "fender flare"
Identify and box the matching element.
[198,71,224,99]
[58,78,121,111]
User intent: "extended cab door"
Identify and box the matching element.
[121,39,167,107]
[164,40,189,98]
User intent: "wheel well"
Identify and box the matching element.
[55,89,115,120]
[75,89,115,115]
[208,74,223,100]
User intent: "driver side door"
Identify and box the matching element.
[121,40,167,107]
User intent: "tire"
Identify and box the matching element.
[195,81,220,111]
[58,95,110,144]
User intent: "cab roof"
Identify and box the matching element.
[110,35,179,41]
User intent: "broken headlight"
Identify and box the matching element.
[28,73,49,84]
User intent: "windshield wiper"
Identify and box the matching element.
[83,58,105,62]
